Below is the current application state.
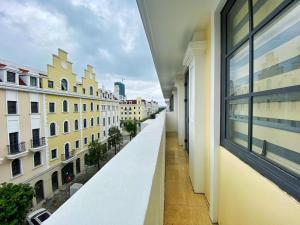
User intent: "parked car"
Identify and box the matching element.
[26,208,51,225]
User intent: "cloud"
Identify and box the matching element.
[0,0,165,105]
[0,1,76,52]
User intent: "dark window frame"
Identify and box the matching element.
[34,152,42,167]
[50,123,56,136]
[7,71,16,83]
[11,159,21,177]
[51,149,57,159]
[48,80,54,88]
[63,100,68,112]
[7,101,17,114]
[61,79,68,91]
[31,102,39,114]
[221,0,300,201]
[63,121,69,133]
[49,102,55,113]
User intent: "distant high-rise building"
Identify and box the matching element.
[114,82,125,98]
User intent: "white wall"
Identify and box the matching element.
[166,89,178,132]
[166,112,177,132]
[175,77,185,145]
[44,112,166,225]
[183,40,207,193]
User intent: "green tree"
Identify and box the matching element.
[125,120,137,140]
[108,126,123,154]
[87,140,107,170]
[0,183,34,225]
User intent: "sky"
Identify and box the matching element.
[0,0,165,105]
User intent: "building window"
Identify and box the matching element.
[221,0,300,200]
[83,104,86,112]
[97,133,100,139]
[51,149,57,159]
[64,121,69,133]
[103,118,105,126]
[61,79,68,91]
[103,131,106,137]
[108,117,111,125]
[75,140,80,149]
[7,101,17,114]
[7,71,16,83]
[83,119,87,128]
[32,128,40,148]
[50,123,56,136]
[75,120,79,130]
[49,102,55,113]
[84,137,88,145]
[34,152,42,167]
[73,86,77,93]
[90,102,94,111]
[30,76,37,86]
[92,134,95,142]
[11,159,21,177]
[63,100,68,112]
[97,117,100,125]
[91,118,94,126]
[31,102,39,114]
[82,88,86,94]
[97,104,99,111]
[90,86,93,95]
[48,80,54,88]
[74,104,79,112]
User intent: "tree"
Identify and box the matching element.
[108,126,123,154]
[0,183,34,225]
[87,140,107,170]
[125,120,137,140]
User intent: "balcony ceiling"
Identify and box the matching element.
[137,0,215,98]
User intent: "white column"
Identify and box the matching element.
[175,76,185,146]
[183,40,206,193]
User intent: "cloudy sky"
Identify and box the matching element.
[0,0,165,104]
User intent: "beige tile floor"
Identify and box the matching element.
[164,133,212,225]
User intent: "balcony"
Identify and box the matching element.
[6,142,28,159]
[43,111,211,225]
[61,150,76,164]
[29,137,46,152]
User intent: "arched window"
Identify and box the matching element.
[92,134,95,142]
[50,123,56,136]
[90,102,94,111]
[91,118,94,126]
[65,143,70,159]
[83,119,87,128]
[63,100,68,112]
[84,154,89,166]
[12,159,21,176]
[51,171,58,191]
[64,121,69,133]
[90,86,93,95]
[75,120,79,130]
[76,158,81,174]
[34,152,42,167]
[35,180,44,203]
[61,79,68,91]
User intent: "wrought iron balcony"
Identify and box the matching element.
[7,142,27,159]
[29,137,46,152]
[61,150,76,164]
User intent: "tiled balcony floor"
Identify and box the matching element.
[164,132,212,225]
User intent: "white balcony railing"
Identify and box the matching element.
[44,111,166,225]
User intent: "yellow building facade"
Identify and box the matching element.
[120,97,150,122]
[0,49,120,206]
